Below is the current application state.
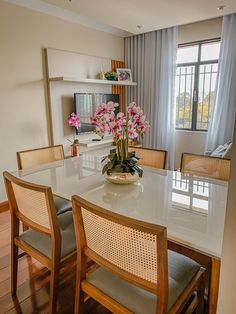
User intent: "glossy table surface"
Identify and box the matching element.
[12,153,228,259]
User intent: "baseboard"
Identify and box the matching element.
[0,201,9,213]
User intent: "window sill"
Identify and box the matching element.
[175,129,208,135]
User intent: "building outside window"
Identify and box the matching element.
[175,39,221,131]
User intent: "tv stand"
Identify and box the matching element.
[79,137,114,147]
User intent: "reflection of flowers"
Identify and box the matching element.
[68,113,81,144]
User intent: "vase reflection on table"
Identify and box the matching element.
[91,102,150,184]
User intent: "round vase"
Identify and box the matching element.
[104,172,139,185]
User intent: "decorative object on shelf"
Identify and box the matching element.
[91,102,150,184]
[116,68,132,82]
[68,113,81,157]
[104,70,117,81]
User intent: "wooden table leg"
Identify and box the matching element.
[209,258,221,314]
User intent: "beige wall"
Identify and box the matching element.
[217,122,236,313]
[0,2,124,201]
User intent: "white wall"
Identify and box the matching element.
[174,131,207,169]
[0,1,124,201]
[217,122,236,313]
[174,18,222,167]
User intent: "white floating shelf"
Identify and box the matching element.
[49,76,137,86]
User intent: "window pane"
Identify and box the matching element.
[177,45,198,64]
[197,63,218,130]
[201,42,220,61]
[175,66,195,129]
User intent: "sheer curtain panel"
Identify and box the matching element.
[125,27,178,169]
[205,14,236,152]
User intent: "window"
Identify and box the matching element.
[175,39,220,131]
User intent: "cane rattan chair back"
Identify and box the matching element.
[129,146,167,169]
[17,145,65,170]
[181,153,230,181]
[4,171,58,235]
[72,195,168,313]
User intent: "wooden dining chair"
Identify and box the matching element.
[17,145,71,216]
[129,146,167,169]
[17,145,65,170]
[3,171,76,314]
[72,195,205,314]
[180,153,231,181]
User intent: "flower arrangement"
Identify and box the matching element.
[68,112,81,144]
[91,102,150,178]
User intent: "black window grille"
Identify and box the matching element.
[175,39,220,131]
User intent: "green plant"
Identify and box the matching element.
[102,149,143,177]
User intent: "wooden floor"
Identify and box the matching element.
[0,209,111,314]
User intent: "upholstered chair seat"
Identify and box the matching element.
[86,250,201,313]
[19,211,76,259]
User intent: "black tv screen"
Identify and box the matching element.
[74,93,120,133]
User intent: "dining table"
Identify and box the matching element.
[11,151,228,314]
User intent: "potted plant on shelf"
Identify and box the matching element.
[68,112,81,157]
[91,102,150,184]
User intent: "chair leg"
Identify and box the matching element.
[196,272,205,314]
[11,243,18,296]
[74,275,85,314]
[49,266,59,314]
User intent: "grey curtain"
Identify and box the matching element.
[205,14,236,152]
[125,27,178,169]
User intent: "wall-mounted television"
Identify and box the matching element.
[74,93,120,134]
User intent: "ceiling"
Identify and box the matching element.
[6,0,236,36]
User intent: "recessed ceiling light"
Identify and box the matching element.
[217,5,226,11]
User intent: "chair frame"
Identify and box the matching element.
[3,171,76,314]
[16,144,67,231]
[72,195,205,314]
[128,146,167,169]
[16,144,65,170]
[180,152,231,181]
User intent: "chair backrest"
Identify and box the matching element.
[128,146,167,169]
[17,145,65,170]
[3,171,59,236]
[180,153,231,181]
[72,195,168,312]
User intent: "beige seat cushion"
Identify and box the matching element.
[19,211,76,259]
[53,195,72,215]
[86,250,200,313]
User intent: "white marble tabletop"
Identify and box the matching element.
[12,153,228,259]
